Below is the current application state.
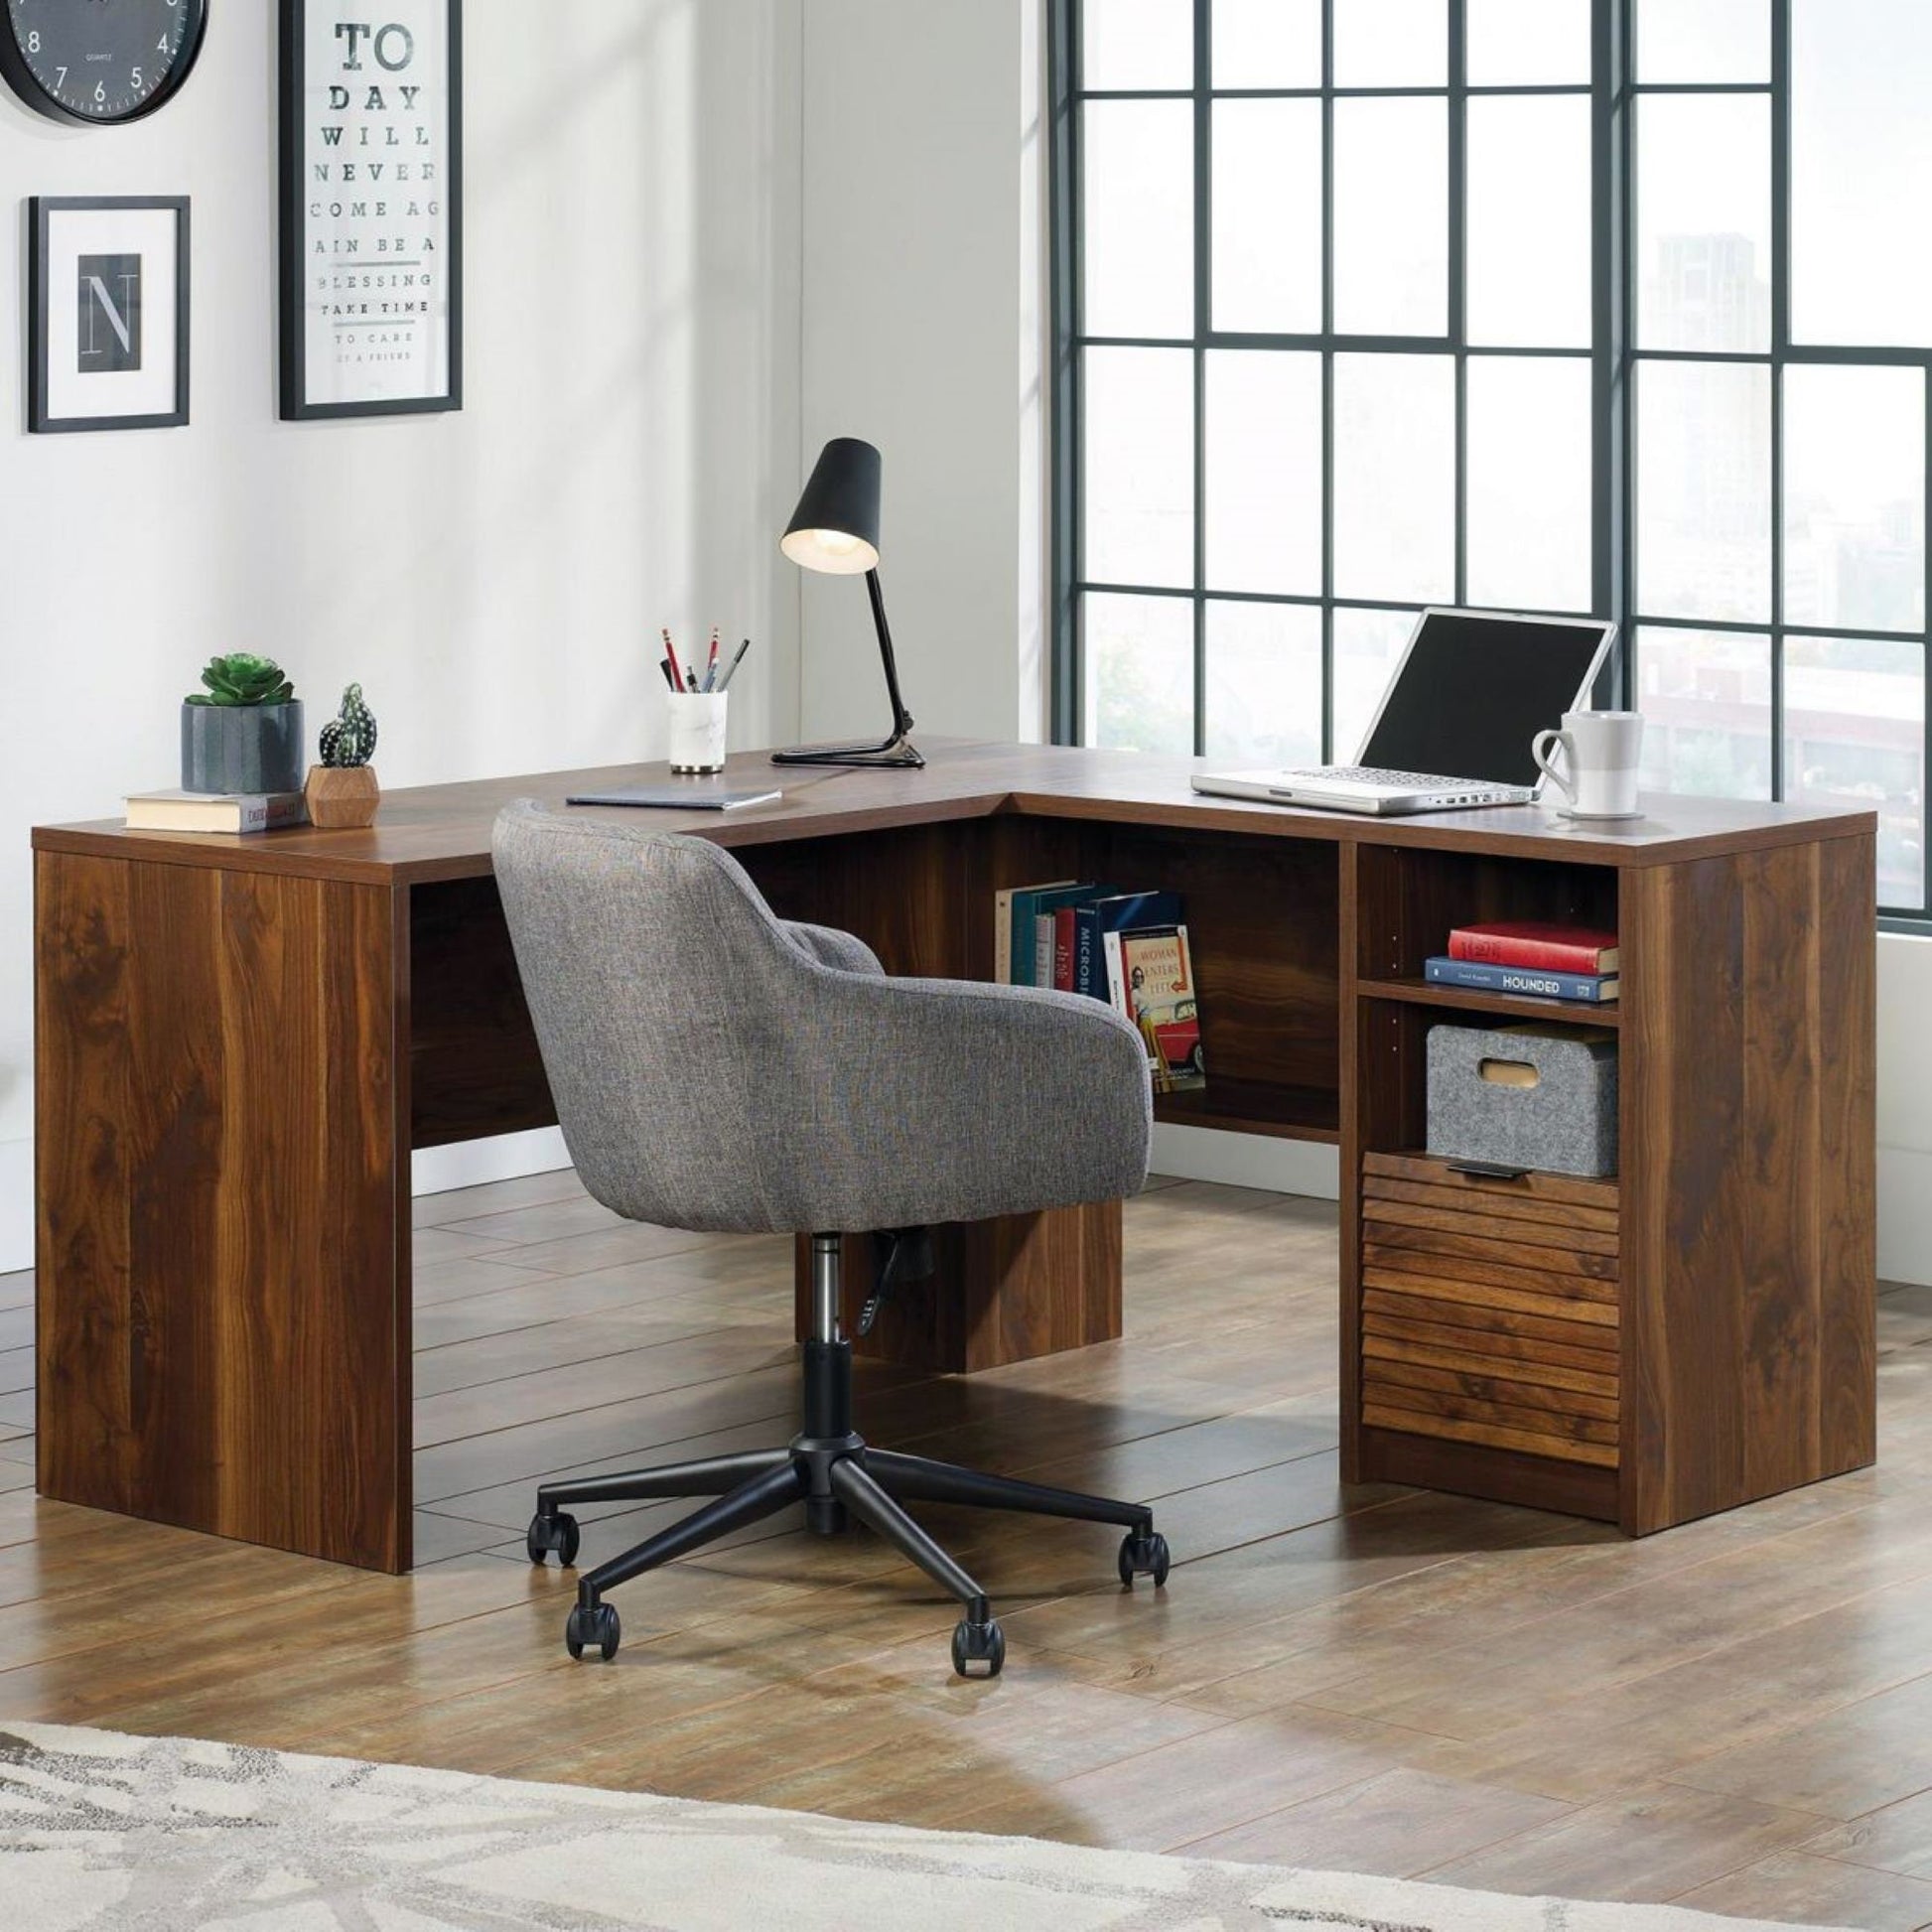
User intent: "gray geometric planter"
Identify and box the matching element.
[181,701,306,796]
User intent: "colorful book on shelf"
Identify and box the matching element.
[1075,890,1184,1002]
[996,880,1071,984]
[1425,955,1619,1004]
[125,789,308,834]
[1116,923,1205,1092]
[1053,904,1081,992]
[1448,920,1619,974]
[1033,886,1110,988]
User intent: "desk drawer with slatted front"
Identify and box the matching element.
[1359,1151,1619,1469]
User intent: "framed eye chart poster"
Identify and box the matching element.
[278,0,462,419]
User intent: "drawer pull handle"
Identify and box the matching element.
[1478,1057,1540,1089]
[1442,1158,1534,1180]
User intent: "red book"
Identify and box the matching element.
[1053,906,1079,991]
[1449,920,1619,974]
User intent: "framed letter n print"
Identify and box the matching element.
[279,0,463,419]
[29,197,191,434]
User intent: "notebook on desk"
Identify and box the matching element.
[566,785,782,811]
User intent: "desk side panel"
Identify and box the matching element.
[36,851,409,1572]
[1620,833,1877,1533]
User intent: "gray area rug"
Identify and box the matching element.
[0,1722,1849,1931]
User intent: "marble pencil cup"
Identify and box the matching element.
[667,692,729,773]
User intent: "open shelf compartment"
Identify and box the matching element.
[1354,843,1619,988]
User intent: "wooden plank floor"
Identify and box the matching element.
[5,1173,1932,1928]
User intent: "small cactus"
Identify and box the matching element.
[185,652,295,708]
[319,683,378,768]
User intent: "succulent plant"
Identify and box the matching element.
[319,683,378,768]
[186,652,296,708]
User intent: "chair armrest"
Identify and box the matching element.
[784,921,884,976]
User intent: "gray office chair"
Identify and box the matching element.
[492,802,1172,1677]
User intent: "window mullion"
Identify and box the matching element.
[1769,0,1791,800]
[1450,0,1467,611]
[1192,0,1210,758]
[1319,0,1335,761]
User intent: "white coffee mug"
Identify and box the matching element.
[667,691,729,773]
[1532,710,1644,820]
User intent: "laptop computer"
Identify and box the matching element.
[1191,608,1617,816]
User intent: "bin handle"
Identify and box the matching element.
[1478,1057,1540,1090]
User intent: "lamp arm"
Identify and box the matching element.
[866,568,915,739]
[770,562,924,768]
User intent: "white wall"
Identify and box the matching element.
[1879,935,1932,1285]
[796,0,1045,748]
[0,0,805,1266]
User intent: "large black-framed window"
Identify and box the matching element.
[1049,0,1931,922]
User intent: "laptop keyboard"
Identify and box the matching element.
[1281,766,1501,788]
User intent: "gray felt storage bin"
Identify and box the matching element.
[1426,1021,1618,1177]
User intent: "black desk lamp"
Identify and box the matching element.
[774,437,923,768]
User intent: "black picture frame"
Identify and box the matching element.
[277,0,464,420]
[28,196,191,435]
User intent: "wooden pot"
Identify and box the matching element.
[305,763,381,829]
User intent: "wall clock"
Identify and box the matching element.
[1,0,208,126]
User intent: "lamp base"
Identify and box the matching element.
[771,733,924,769]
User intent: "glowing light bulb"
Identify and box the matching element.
[812,529,861,558]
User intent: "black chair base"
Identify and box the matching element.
[526,1335,1171,1679]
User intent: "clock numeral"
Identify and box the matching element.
[131,67,143,92]
[25,30,39,54]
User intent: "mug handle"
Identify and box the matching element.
[1532,729,1576,804]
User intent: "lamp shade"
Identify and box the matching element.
[780,437,882,576]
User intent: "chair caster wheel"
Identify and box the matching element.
[565,1600,621,1661]
[526,1510,581,1567]
[1119,1528,1171,1587]
[951,1616,1005,1679]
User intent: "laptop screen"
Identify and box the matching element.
[1357,612,1613,785]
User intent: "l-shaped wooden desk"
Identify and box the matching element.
[34,739,1876,1573]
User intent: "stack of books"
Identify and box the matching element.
[996,880,1205,1091]
[1424,920,1619,1005]
[124,789,308,834]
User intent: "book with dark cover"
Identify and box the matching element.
[1005,881,1076,985]
[1027,884,1118,987]
[1449,920,1619,974]
[1425,954,1620,1004]
[1074,890,1184,1001]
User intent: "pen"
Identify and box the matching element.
[658,656,676,692]
[662,627,688,696]
[716,637,753,693]
[703,628,721,692]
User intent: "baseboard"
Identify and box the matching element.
[410,1127,572,1200]
[1880,1143,1932,1287]
[1149,1123,1339,1199]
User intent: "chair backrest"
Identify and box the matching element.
[491,801,821,1232]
